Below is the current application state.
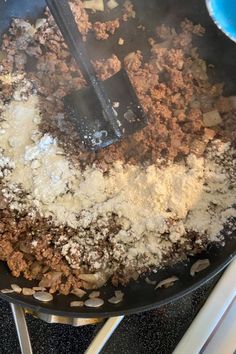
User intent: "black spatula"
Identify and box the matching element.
[46,0,147,150]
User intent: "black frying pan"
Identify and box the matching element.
[0,0,235,318]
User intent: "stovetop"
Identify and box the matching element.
[0,275,220,354]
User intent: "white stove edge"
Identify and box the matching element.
[86,258,236,354]
[173,258,236,354]
[11,259,236,354]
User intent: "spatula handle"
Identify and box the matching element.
[46,0,97,83]
[46,0,121,136]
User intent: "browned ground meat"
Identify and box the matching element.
[0,5,235,294]
[0,240,13,260]
[69,0,92,40]
[124,50,143,71]
[7,251,28,277]
[93,54,121,80]
[0,202,210,292]
[3,10,233,170]
[0,208,86,294]
[93,19,120,40]
[122,0,136,21]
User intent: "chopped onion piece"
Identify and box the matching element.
[85,298,104,307]
[32,287,46,291]
[11,284,22,294]
[71,288,87,298]
[114,290,124,298]
[108,296,122,304]
[1,289,14,294]
[118,38,124,45]
[155,276,179,289]
[190,259,210,276]
[203,110,222,127]
[33,291,53,302]
[107,0,119,10]
[35,18,46,30]
[83,0,104,12]
[22,288,35,296]
[108,290,124,304]
[145,277,157,286]
[70,301,84,307]
[79,272,107,287]
[89,291,100,299]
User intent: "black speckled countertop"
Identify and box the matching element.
[0,274,221,354]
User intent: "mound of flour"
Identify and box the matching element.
[0,80,235,271]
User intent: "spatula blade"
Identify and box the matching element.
[64,68,147,150]
[64,86,119,150]
[102,68,147,135]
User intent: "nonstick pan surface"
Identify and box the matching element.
[0,0,235,318]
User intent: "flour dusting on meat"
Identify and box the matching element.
[0,2,235,293]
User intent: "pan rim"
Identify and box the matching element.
[0,0,236,321]
[0,253,235,318]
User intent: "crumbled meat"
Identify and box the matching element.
[39,271,62,290]
[124,51,143,71]
[0,240,13,260]
[0,7,235,295]
[69,0,92,40]
[156,25,177,41]
[0,209,84,289]
[93,19,120,40]
[181,18,205,36]
[122,0,136,21]
[93,54,121,80]
[7,251,27,277]
[3,13,233,170]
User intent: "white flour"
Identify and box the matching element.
[0,80,235,272]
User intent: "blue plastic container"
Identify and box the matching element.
[206,0,236,42]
